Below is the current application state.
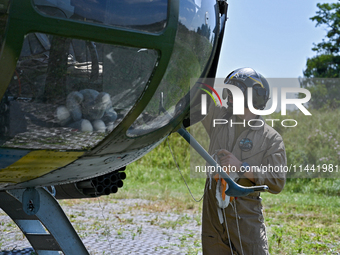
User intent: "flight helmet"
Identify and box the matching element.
[223,67,270,110]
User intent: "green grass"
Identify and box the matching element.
[263,190,340,254]
[115,164,206,212]
[118,161,340,254]
[118,162,340,254]
[115,132,206,212]
[115,118,340,254]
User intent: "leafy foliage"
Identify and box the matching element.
[268,109,340,178]
[299,77,340,110]
[304,54,340,78]
[310,3,340,55]
[302,2,340,109]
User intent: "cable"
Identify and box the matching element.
[222,208,234,255]
[230,200,245,255]
[167,137,207,203]
[168,135,242,254]
[96,195,114,254]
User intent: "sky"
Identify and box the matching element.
[216,0,339,79]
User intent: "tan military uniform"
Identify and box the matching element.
[201,104,286,255]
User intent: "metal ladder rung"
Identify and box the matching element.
[15,219,61,251]
[16,219,48,234]
[0,188,90,255]
[25,233,62,251]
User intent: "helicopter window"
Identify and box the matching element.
[33,0,168,33]
[127,0,217,137]
[0,33,158,150]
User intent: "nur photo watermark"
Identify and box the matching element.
[189,77,340,179]
[200,80,311,128]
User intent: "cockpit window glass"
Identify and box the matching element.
[0,33,158,150]
[127,0,217,136]
[33,0,168,33]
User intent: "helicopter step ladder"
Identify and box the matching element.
[0,187,89,255]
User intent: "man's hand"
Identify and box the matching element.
[217,149,242,172]
[217,149,255,183]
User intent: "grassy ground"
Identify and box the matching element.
[118,165,340,254]
[263,187,340,254]
[112,130,340,254]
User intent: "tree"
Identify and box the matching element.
[301,2,340,109]
[197,24,211,41]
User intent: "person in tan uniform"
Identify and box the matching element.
[201,67,286,255]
